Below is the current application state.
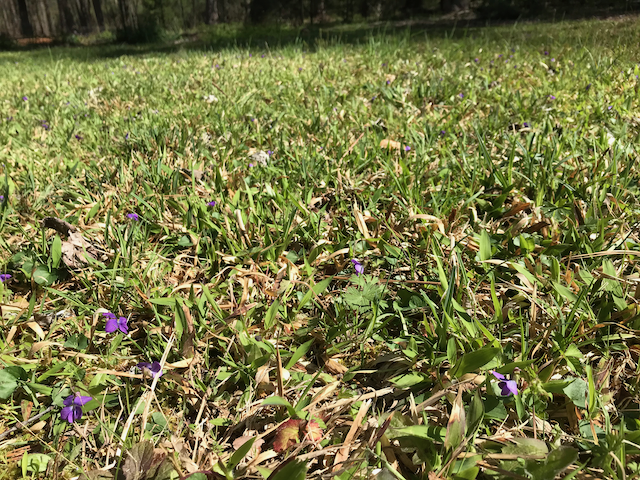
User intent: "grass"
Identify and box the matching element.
[0,15,640,480]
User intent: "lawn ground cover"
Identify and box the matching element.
[1,16,640,480]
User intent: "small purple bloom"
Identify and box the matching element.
[60,393,92,424]
[125,132,129,140]
[105,315,128,334]
[440,130,446,136]
[458,93,464,98]
[75,134,83,140]
[267,150,273,156]
[544,51,549,55]
[351,259,364,276]
[549,95,556,100]
[207,200,216,207]
[298,67,303,72]
[474,58,479,63]
[127,213,140,221]
[137,361,163,378]
[523,122,530,128]
[404,146,411,151]
[586,83,591,91]
[607,105,612,110]
[22,96,28,101]
[0,195,4,201]
[386,80,390,85]
[551,58,555,62]
[0,274,11,282]
[491,371,518,396]
[248,163,255,168]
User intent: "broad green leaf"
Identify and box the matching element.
[295,277,332,313]
[451,347,500,378]
[285,338,314,369]
[148,297,176,307]
[479,230,491,261]
[563,378,588,409]
[264,298,280,330]
[466,390,484,437]
[387,425,446,443]
[261,396,298,418]
[33,265,59,286]
[227,437,256,471]
[0,369,20,399]
[25,453,51,474]
[268,459,307,480]
[51,235,62,268]
[504,438,549,456]
[525,446,578,480]
[444,389,466,450]
[390,372,429,388]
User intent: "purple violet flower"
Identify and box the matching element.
[249,163,254,168]
[105,313,128,334]
[267,150,273,156]
[137,361,163,378]
[207,200,216,207]
[0,274,11,282]
[0,195,4,201]
[22,96,28,101]
[60,393,92,424]
[351,259,364,276]
[127,213,140,221]
[404,146,411,151]
[458,93,464,98]
[549,95,556,100]
[491,371,518,396]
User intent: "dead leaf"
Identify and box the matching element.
[21,400,32,422]
[78,471,114,480]
[122,441,167,480]
[273,419,303,453]
[180,304,195,358]
[304,419,323,443]
[379,139,402,150]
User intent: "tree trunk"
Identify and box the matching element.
[205,0,219,24]
[441,0,469,12]
[0,0,22,38]
[16,0,34,37]
[118,0,138,33]
[57,0,76,34]
[75,0,93,31]
[92,0,105,30]
[218,0,226,22]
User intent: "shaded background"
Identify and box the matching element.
[1,0,639,46]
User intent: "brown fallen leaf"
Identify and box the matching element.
[42,217,105,269]
[379,139,402,150]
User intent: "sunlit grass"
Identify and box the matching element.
[0,15,639,480]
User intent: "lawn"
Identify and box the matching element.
[1,15,640,480]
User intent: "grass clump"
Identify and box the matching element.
[1,16,640,480]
